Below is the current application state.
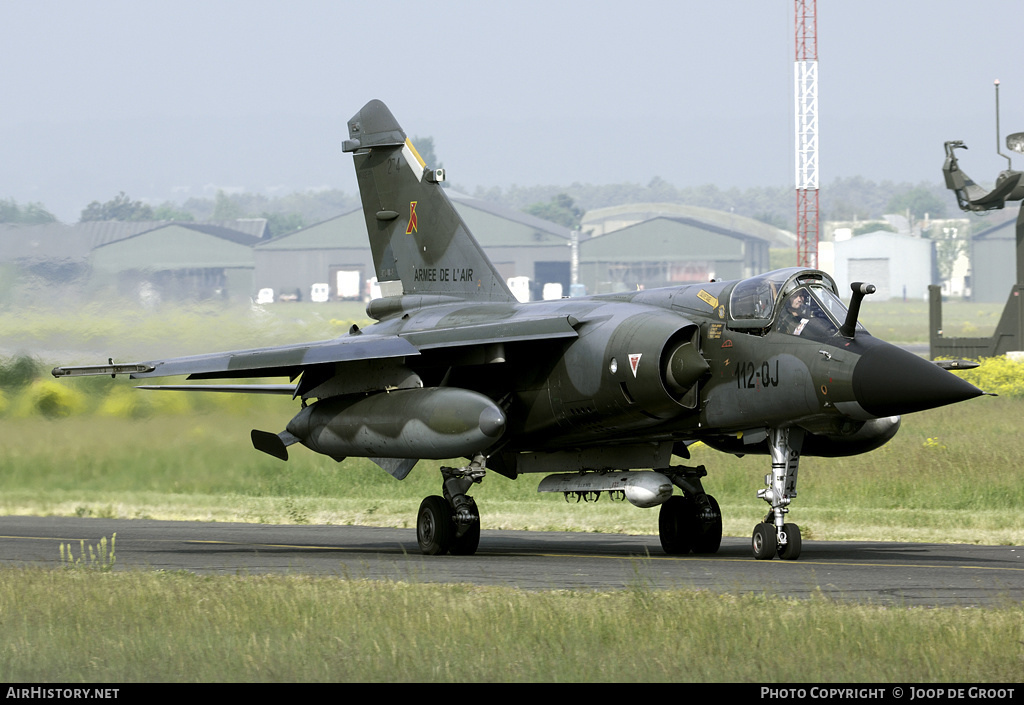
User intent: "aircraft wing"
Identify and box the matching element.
[400,315,579,350]
[51,314,579,382]
[52,333,421,381]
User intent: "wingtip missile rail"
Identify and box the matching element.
[52,361,155,379]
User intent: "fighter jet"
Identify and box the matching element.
[53,100,986,560]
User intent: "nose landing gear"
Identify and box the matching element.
[753,428,804,560]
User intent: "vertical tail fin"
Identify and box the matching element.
[343,100,515,301]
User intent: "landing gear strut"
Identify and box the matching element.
[416,454,486,556]
[753,428,804,560]
[658,465,723,555]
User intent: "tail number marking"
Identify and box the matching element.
[736,360,780,389]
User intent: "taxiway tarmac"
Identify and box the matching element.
[1,516,1020,606]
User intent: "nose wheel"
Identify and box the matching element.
[752,428,804,560]
[777,522,802,560]
[751,522,776,559]
[752,520,802,560]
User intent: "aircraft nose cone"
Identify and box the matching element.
[852,343,984,417]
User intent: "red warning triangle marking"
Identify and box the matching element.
[628,353,642,377]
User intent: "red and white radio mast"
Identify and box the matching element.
[794,0,819,268]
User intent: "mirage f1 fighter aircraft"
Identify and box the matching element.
[53,100,986,560]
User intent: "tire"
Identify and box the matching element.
[450,518,480,556]
[691,495,723,554]
[417,495,454,555]
[450,498,481,556]
[659,495,694,555]
[777,523,802,560]
[752,522,777,560]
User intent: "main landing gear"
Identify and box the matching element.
[416,454,486,556]
[412,434,807,561]
[657,465,723,555]
[752,427,804,560]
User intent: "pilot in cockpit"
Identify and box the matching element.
[777,288,836,339]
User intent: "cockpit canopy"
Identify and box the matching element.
[728,268,866,341]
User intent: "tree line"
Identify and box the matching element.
[477,176,954,232]
[1,174,962,237]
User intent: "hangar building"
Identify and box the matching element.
[833,230,934,300]
[89,221,265,302]
[577,204,790,294]
[253,193,572,302]
[968,214,1021,303]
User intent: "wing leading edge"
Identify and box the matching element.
[52,333,420,381]
[51,315,580,383]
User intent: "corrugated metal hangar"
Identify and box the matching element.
[2,199,793,304]
[0,219,267,303]
[969,216,1020,303]
[90,223,262,301]
[832,230,934,301]
[578,204,790,294]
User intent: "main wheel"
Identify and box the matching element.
[417,495,454,555]
[449,498,481,556]
[751,522,777,560]
[659,495,694,554]
[691,495,723,554]
[777,523,802,560]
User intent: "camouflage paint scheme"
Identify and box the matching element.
[54,100,985,559]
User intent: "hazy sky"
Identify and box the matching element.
[2,0,1022,222]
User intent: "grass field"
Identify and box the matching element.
[2,570,1021,682]
[857,297,1002,343]
[1,297,1022,682]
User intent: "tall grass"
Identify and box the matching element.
[0,299,370,361]
[1,570,1020,682]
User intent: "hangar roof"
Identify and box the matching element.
[583,202,794,248]
[973,215,1019,241]
[257,192,571,252]
[449,193,570,246]
[0,219,268,263]
[579,216,771,263]
[90,223,259,271]
[255,210,364,251]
